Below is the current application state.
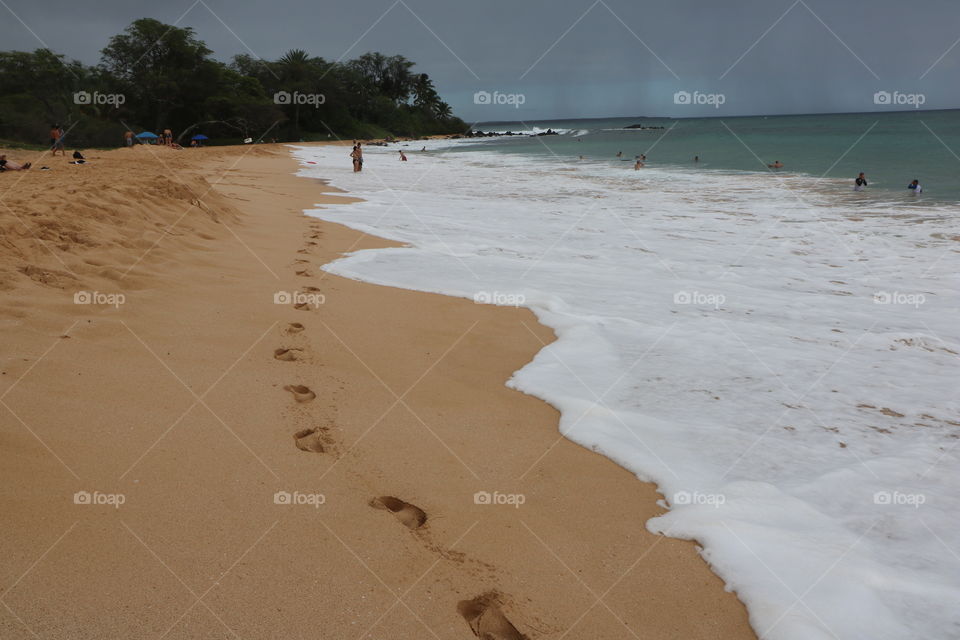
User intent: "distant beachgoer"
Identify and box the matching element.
[356,143,363,171]
[768,160,783,169]
[421,146,426,152]
[350,145,359,172]
[399,150,407,161]
[616,151,622,158]
[634,160,644,170]
[0,154,31,171]
[50,124,65,155]
[854,172,867,191]
[694,155,699,163]
[163,128,173,146]
[641,154,646,162]
[579,155,584,160]
[908,179,922,194]
[124,130,134,147]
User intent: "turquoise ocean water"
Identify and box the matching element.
[469,110,960,204]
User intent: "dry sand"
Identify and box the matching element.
[0,143,758,639]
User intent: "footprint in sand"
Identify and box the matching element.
[293,303,312,311]
[369,496,427,530]
[286,322,305,334]
[301,286,322,293]
[295,270,312,277]
[274,348,301,362]
[293,427,327,453]
[284,385,315,403]
[458,595,526,640]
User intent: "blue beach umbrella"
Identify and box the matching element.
[135,131,159,139]
[191,134,209,141]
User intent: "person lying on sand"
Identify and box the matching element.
[0,154,31,171]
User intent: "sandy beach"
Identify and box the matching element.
[0,143,757,639]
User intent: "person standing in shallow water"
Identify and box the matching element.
[350,145,359,172]
[355,143,363,172]
[854,172,867,191]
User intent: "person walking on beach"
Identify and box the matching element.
[50,124,65,156]
[854,172,867,191]
[908,179,922,194]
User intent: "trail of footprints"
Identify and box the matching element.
[278,229,528,638]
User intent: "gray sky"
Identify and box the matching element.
[2,0,958,121]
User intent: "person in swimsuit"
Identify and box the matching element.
[399,150,407,161]
[768,160,783,169]
[350,145,359,172]
[50,124,65,155]
[0,154,31,171]
[356,143,363,171]
[163,128,173,146]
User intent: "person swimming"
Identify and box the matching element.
[768,160,784,169]
[908,179,922,194]
[854,172,867,191]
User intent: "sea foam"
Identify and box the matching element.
[293,140,960,640]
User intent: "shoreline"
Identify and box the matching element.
[0,143,756,638]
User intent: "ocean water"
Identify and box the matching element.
[469,110,960,203]
[292,126,960,640]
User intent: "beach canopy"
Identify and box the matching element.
[191,134,209,140]
[135,131,159,139]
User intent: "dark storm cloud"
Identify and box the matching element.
[2,0,958,120]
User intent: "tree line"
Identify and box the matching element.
[0,18,468,147]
